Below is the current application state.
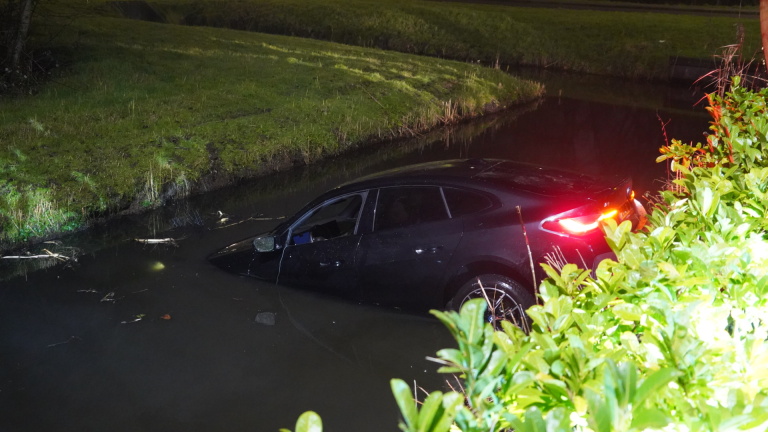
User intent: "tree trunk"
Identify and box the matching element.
[762,0,768,70]
[8,0,35,70]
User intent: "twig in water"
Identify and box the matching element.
[213,215,286,230]
[134,237,179,247]
[47,336,81,348]
[1,248,72,262]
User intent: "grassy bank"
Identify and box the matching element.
[142,0,762,80]
[0,1,542,249]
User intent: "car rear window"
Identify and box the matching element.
[478,162,609,196]
[442,187,493,217]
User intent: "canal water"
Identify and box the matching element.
[0,74,709,431]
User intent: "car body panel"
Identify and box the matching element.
[357,216,464,310]
[279,234,363,298]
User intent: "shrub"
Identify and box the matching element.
[287,82,768,431]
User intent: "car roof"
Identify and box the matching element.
[340,159,618,198]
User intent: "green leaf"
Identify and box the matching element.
[431,310,459,335]
[391,379,418,431]
[433,392,463,432]
[294,411,323,432]
[587,389,612,432]
[416,391,443,432]
[630,408,670,430]
[612,302,643,322]
[523,406,548,432]
[459,298,487,345]
[435,348,464,370]
[617,361,637,408]
[633,368,680,407]
[507,407,549,432]
[696,186,718,217]
[545,408,571,432]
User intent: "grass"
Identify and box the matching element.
[0,0,543,249]
[491,0,759,13]
[144,0,762,80]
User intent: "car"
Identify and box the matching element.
[209,158,644,327]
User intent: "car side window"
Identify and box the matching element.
[374,186,449,231]
[290,193,364,245]
[442,187,493,217]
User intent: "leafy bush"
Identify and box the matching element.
[286,83,768,431]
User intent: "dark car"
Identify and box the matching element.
[209,159,644,327]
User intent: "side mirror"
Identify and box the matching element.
[253,235,276,252]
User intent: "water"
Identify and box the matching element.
[0,75,709,431]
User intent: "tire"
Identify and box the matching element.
[450,274,535,331]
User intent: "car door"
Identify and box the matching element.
[278,191,368,298]
[357,186,464,311]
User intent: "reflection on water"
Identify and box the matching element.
[0,77,710,431]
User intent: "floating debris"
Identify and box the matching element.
[134,237,179,247]
[160,314,172,320]
[0,244,81,281]
[47,336,82,348]
[213,214,285,230]
[255,312,276,326]
[216,210,230,225]
[100,292,117,303]
[121,314,146,324]
[77,288,99,294]
[1,248,75,262]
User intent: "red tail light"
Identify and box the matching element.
[542,208,618,236]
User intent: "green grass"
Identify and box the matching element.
[0,1,542,248]
[492,0,759,13]
[144,0,762,80]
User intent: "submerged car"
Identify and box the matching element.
[209,159,644,327]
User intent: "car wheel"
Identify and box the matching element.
[451,275,535,331]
